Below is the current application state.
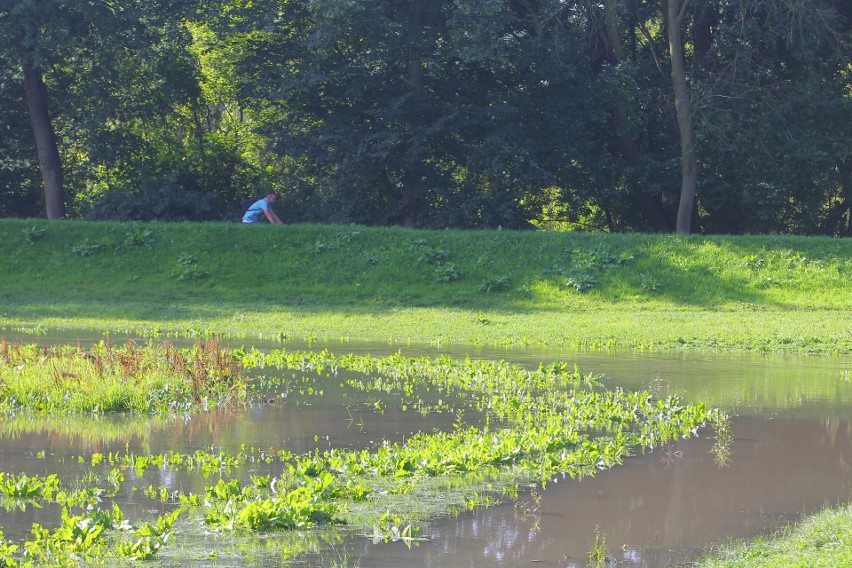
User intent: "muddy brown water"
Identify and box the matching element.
[0,330,851,566]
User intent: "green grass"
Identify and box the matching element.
[696,505,852,568]
[1,219,850,353]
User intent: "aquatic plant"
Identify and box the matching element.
[0,338,251,415]
[588,525,610,565]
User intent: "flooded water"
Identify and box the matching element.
[1,329,851,566]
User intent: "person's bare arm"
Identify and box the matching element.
[264,208,283,224]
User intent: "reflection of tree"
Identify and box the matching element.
[817,418,852,474]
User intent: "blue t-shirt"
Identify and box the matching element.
[242,198,270,223]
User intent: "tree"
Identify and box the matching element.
[688,0,850,234]
[0,0,202,219]
[1,1,68,218]
[666,0,698,233]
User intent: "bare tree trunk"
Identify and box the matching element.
[401,0,424,227]
[23,62,65,220]
[667,0,697,234]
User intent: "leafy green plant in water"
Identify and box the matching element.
[371,512,423,544]
[588,524,610,566]
[23,505,124,563]
[0,472,60,500]
[116,509,180,561]
[205,483,342,532]
[0,530,18,568]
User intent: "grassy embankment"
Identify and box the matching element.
[0,218,850,353]
[696,504,852,568]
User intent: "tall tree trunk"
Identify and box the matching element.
[667,0,697,234]
[23,62,65,220]
[401,0,424,227]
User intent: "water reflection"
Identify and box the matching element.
[353,417,852,567]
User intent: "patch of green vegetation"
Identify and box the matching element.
[0,338,250,414]
[588,525,610,566]
[696,504,852,568]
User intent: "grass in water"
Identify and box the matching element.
[0,337,250,414]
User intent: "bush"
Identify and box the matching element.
[84,179,227,222]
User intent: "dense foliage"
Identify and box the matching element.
[1,1,849,234]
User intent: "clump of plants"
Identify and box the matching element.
[0,338,250,414]
[173,253,208,281]
[415,239,463,283]
[552,246,636,292]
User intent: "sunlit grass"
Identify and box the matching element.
[0,338,250,414]
[1,219,850,353]
[697,504,852,568]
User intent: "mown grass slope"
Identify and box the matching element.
[1,219,849,352]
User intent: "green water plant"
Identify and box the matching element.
[0,338,251,415]
[115,509,179,561]
[588,525,610,565]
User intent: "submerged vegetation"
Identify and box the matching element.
[0,342,717,565]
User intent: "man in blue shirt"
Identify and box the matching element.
[242,192,284,224]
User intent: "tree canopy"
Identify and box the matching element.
[1,0,849,234]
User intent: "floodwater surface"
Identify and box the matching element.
[0,330,850,566]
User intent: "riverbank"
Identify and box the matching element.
[1,219,850,354]
[696,504,852,568]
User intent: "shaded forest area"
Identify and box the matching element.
[1,0,850,234]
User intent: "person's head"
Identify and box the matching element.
[266,191,277,203]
